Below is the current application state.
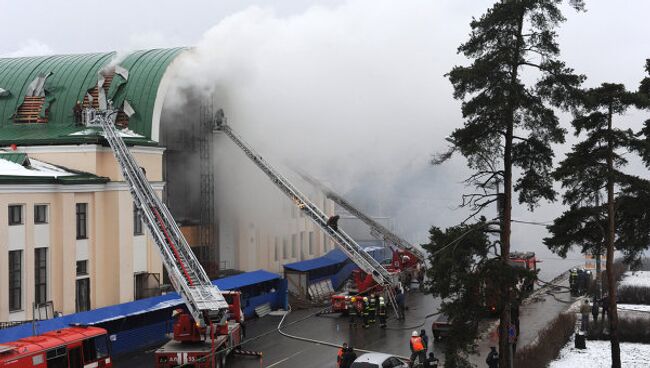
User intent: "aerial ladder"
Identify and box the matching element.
[85,109,230,331]
[300,174,426,264]
[213,110,400,316]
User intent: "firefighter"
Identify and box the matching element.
[569,268,578,296]
[378,296,387,328]
[362,297,370,328]
[368,294,377,325]
[327,215,340,231]
[409,330,426,368]
[348,297,357,326]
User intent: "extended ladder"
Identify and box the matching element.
[213,110,400,316]
[87,109,229,328]
[302,176,425,263]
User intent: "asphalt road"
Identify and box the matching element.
[114,289,442,368]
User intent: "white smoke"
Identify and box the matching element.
[3,39,53,58]
[165,1,475,244]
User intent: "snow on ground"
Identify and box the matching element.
[550,338,650,368]
[619,271,650,288]
[69,127,144,138]
[618,304,650,313]
[0,157,74,177]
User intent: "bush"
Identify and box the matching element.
[617,285,650,305]
[513,312,576,368]
[588,317,650,343]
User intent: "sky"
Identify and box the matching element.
[2,0,649,263]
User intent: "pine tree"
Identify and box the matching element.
[439,1,584,366]
[546,82,650,368]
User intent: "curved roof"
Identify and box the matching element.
[0,48,185,145]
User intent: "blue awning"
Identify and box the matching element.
[283,249,349,272]
[0,270,282,344]
[212,269,281,290]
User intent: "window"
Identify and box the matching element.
[309,232,315,255]
[34,248,47,304]
[76,260,88,276]
[9,250,22,311]
[76,278,90,312]
[291,234,297,258]
[133,206,143,235]
[283,238,288,260]
[34,204,48,224]
[274,238,279,262]
[134,272,161,300]
[8,205,22,225]
[300,232,305,260]
[76,203,88,239]
[82,336,109,362]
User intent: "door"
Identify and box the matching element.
[68,346,82,368]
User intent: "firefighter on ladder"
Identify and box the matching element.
[362,297,370,328]
[378,296,387,328]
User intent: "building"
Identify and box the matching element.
[0,49,332,322]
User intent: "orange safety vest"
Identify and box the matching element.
[410,336,425,352]
[337,348,344,367]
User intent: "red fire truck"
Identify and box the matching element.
[0,326,111,368]
[154,291,244,368]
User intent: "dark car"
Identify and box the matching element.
[431,313,451,340]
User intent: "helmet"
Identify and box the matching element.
[363,297,368,302]
[379,297,384,302]
[412,331,419,337]
[351,297,356,302]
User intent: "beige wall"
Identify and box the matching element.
[0,145,164,321]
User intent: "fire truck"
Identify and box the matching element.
[86,109,246,368]
[484,251,539,314]
[0,326,111,368]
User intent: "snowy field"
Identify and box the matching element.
[549,338,650,368]
[619,271,650,288]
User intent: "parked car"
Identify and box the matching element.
[432,313,451,340]
[351,353,407,368]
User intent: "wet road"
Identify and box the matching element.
[114,290,442,368]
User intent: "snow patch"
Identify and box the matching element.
[69,128,144,138]
[618,304,650,313]
[619,271,650,288]
[0,157,74,177]
[550,338,650,368]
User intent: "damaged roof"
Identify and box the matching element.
[0,48,185,146]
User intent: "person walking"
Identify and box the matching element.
[396,290,406,320]
[486,346,499,368]
[409,330,426,368]
[580,299,590,332]
[340,346,357,368]
[591,299,600,323]
[601,294,610,321]
[420,329,429,353]
[337,342,348,368]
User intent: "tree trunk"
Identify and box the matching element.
[606,104,621,368]
[498,5,524,367]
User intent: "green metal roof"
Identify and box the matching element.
[0,48,185,146]
[0,174,109,185]
[0,152,28,165]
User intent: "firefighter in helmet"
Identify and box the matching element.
[348,297,357,326]
[378,296,387,328]
[368,294,377,325]
[362,297,370,328]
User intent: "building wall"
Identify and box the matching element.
[0,145,163,321]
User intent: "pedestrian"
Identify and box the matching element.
[426,352,438,368]
[417,269,425,291]
[510,301,520,337]
[396,290,406,320]
[486,346,499,368]
[591,299,599,323]
[73,100,83,124]
[337,342,348,368]
[601,294,609,321]
[580,299,590,332]
[420,329,429,353]
[378,296,387,328]
[409,330,426,368]
[508,324,517,354]
[340,346,357,368]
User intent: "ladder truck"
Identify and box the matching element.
[300,174,425,269]
[213,110,401,316]
[85,109,246,368]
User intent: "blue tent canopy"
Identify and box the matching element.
[0,269,282,344]
[283,249,348,272]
